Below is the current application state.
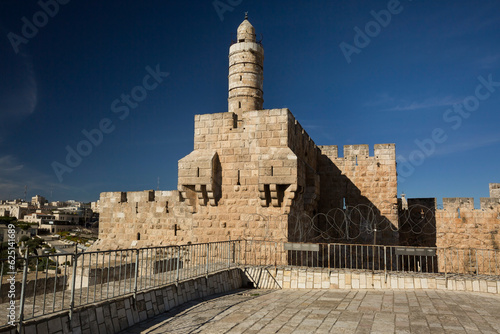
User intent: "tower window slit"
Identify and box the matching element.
[197,167,200,177]
[237,170,241,185]
[271,166,274,176]
[238,101,241,108]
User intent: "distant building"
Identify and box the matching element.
[0,225,38,243]
[39,220,78,234]
[0,202,32,219]
[31,195,48,208]
[23,212,56,225]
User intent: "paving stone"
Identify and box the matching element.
[119,289,500,334]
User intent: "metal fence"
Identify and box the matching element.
[0,240,237,330]
[1,239,499,331]
[242,240,500,277]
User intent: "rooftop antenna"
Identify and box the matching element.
[24,185,27,202]
[157,177,160,191]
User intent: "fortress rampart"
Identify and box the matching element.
[95,107,399,249]
[435,190,500,250]
[94,18,497,253]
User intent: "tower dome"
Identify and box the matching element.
[237,17,256,42]
[228,14,264,117]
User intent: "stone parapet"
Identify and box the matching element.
[244,267,500,295]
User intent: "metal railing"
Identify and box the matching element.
[1,239,499,331]
[0,240,238,330]
[242,240,500,277]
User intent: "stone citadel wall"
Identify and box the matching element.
[318,144,398,244]
[398,185,500,251]
[94,108,398,250]
[93,17,498,253]
[436,193,500,250]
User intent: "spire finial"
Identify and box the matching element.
[245,12,248,20]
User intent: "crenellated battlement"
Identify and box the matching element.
[319,144,396,160]
[442,197,475,211]
[287,112,318,149]
[438,197,500,211]
[94,16,494,252]
[100,190,167,204]
[438,184,500,211]
[490,183,500,198]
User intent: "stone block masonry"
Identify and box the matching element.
[318,144,398,244]
[435,189,500,251]
[244,267,500,295]
[94,108,398,251]
[92,17,401,251]
[490,183,500,198]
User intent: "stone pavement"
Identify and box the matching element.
[119,289,500,333]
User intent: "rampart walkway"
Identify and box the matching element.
[121,289,500,334]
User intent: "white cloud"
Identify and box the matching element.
[434,135,500,157]
[384,96,460,112]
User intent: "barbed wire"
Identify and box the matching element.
[241,203,500,246]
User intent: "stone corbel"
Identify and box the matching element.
[195,184,208,206]
[258,184,268,207]
[283,184,298,213]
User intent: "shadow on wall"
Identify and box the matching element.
[287,153,399,245]
[398,198,437,247]
[242,267,282,289]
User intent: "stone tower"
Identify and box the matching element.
[228,14,264,117]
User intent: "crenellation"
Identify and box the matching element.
[490,183,500,198]
[343,144,369,158]
[442,198,475,211]
[480,197,500,210]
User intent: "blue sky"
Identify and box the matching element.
[0,0,499,205]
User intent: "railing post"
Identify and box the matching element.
[206,243,209,279]
[17,248,29,333]
[444,249,447,279]
[232,241,236,265]
[274,242,277,268]
[133,249,140,299]
[176,246,180,286]
[328,244,330,269]
[239,240,242,265]
[227,241,231,269]
[69,244,78,322]
[384,246,387,282]
[475,250,479,276]
[244,240,247,266]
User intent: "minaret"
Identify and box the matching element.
[228,13,264,117]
